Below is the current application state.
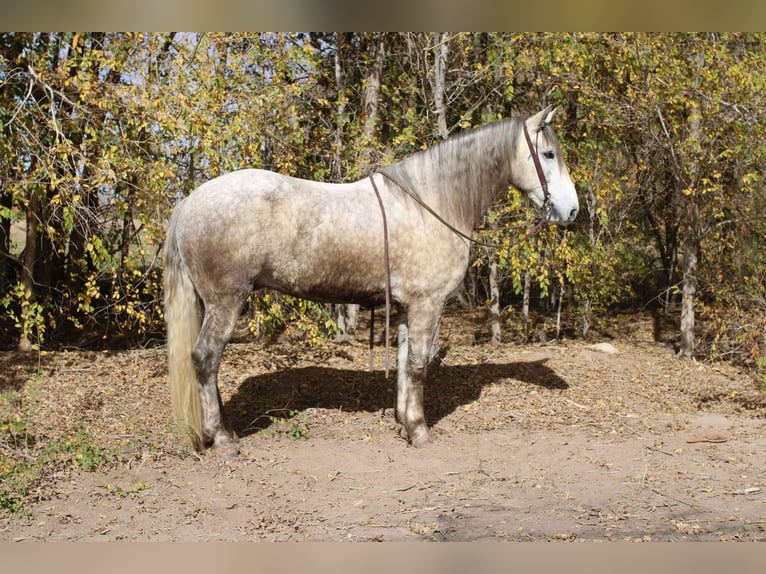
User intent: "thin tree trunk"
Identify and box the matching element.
[488,246,501,344]
[331,34,358,341]
[120,177,137,268]
[0,178,12,285]
[678,98,702,358]
[583,184,598,337]
[665,247,676,316]
[359,33,385,168]
[331,33,347,182]
[338,33,386,338]
[121,204,133,267]
[679,199,698,357]
[522,269,531,340]
[432,32,450,140]
[19,191,40,352]
[555,283,563,339]
[582,298,592,338]
[335,303,358,342]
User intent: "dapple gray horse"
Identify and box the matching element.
[164,106,578,454]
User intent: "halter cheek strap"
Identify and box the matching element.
[522,119,552,217]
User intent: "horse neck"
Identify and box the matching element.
[384,118,520,234]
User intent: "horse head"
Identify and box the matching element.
[516,105,579,225]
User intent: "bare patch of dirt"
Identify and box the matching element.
[2,310,765,541]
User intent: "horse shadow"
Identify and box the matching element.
[225,357,568,440]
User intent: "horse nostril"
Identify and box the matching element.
[568,207,579,222]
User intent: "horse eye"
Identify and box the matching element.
[542,150,555,160]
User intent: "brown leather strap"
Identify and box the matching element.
[522,119,551,214]
[369,174,391,378]
[377,170,492,248]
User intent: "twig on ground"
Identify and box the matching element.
[650,487,697,507]
[645,445,675,456]
[0,440,36,461]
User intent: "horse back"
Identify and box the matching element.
[173,169,469,306]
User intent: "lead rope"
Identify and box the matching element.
[369,174,391,378]
[376,171,493,248]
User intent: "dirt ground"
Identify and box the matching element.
[2,310,765,542]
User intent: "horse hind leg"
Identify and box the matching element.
[396,319,409,429]
[192,296,245,455]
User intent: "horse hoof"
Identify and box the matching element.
[211,444,239,458]
[409,427,433,448]
[211,436,240,457]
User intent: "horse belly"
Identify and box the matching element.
[258,227,388,306]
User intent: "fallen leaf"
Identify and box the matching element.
[687,432,729,443]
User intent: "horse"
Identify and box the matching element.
[164,105,579,455]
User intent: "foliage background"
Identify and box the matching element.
[1,33,765,366]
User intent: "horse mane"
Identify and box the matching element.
[381,120,521,231]
[380,116,562,233]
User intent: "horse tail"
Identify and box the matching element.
[164,207,205,451]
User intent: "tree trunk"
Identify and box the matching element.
[19,191,40,352]
[337,33,386,338]
[555,283,564,340]
[678,96,702,358]
[488,247,501,344]
[582,184,598,337]
[120,177,137,268]
[331,33,347,182]
[582,297,592,338]
[521,269,531,340]
[432,32,450,140]
[359,33,385,168]
[665,242,677,316]
[0,178,12,287]
[331,35,357,340]
[678,198,698,357]
[334,303,358,341]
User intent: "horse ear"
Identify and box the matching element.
[543,105,557,126]
[528,105,557,133]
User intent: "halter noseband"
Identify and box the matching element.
[522,118,552,219]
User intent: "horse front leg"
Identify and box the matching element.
[395,302,442,447]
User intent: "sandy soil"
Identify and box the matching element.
[2,310,765,541]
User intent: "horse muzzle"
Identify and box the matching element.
[555,204,579,225]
